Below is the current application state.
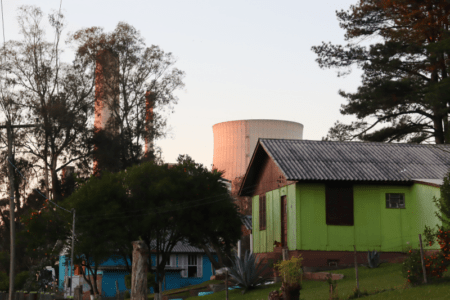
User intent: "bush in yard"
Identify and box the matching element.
[402,245,424,286]
[423,228,450,280]
[15,271,31,290]
[0,270,33,291]
[0,271,8,291]
[367,250,380,268]
[227,249,272,295]
[274,255,304,300]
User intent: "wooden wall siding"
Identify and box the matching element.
[253,182,443,257]
[252,183,296,254]
[287,184,297,250]
[275,190,282,246]
[252,150,295,197]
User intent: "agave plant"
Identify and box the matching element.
[367,250,380,268]
[226,250,272,294]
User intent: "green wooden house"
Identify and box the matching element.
[238,139,450,269]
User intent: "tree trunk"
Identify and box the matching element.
[131,241,148,300]
[200,244,222,270]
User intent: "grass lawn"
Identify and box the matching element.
[145,280,222,300]
[185,262,450,300]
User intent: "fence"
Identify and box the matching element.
[0,291,61,300]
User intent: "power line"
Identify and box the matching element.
[7,157,72,213]
[7,151,271,221]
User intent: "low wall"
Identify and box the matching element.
[255,248,420,278]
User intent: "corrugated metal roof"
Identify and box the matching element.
[149,240,216,253]
[259,139,450,182]
[240,215,252,231]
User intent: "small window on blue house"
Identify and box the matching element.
[386,193,405,208]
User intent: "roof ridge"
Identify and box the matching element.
[259,138,450,147]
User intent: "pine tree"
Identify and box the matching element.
[313,0,450,143]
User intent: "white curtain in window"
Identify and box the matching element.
[170,254,176,267]
[180,255,188,278]
[197,255,203,278]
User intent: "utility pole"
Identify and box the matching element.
[70,209,76,297]
[6,121,15,300]
[0,122,41,300]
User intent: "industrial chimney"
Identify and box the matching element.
[93,49,120,174]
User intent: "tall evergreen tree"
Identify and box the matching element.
[312,0,450,143]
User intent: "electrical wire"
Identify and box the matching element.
[7,157,72,213]
[7,151,279,220]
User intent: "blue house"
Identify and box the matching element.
[59,241,218,297]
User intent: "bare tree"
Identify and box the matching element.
[1,6,96,203]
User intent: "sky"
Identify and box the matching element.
[2,0,366,169]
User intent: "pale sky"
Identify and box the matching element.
[3,0,365,169]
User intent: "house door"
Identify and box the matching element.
[281,196,287,247]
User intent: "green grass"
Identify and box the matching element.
[185,262,450,300]
[145,280,222,300]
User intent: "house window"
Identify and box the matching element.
[259,194,266,230]
[326,183,354,226]
[386,193,405,208]
[188,255,197,278]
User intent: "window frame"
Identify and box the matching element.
[187,254,199,278]
[259,194,266,230]
[385,193,405,209]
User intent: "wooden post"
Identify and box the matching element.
[74,285,83,300]
[282,248,288,261]
[0,123,42,300]
[131,241,148,300]
[7,122,15,300]
[115,280,119,300]
[225,270,228,300]
[419,234,428,284]
[353,245,359,292]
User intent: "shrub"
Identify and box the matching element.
[273,255,304,287]
[227,249,271,295]
[367,250,380,268]
[423,228,450,280]
[15,271,31,291]
[402,246,424,286]
[0,272,8,291]
[0,270,32,291]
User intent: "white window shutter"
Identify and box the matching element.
[170,255,176,267]
[197,255,203,278]
[181,255,187,278]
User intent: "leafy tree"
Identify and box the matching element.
[312,0,450,144]
[174,155,243,271]
[21,156,242,300]
[59,172,127,299]
[128,156,240,299]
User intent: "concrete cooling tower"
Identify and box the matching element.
[212,119,303,182]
